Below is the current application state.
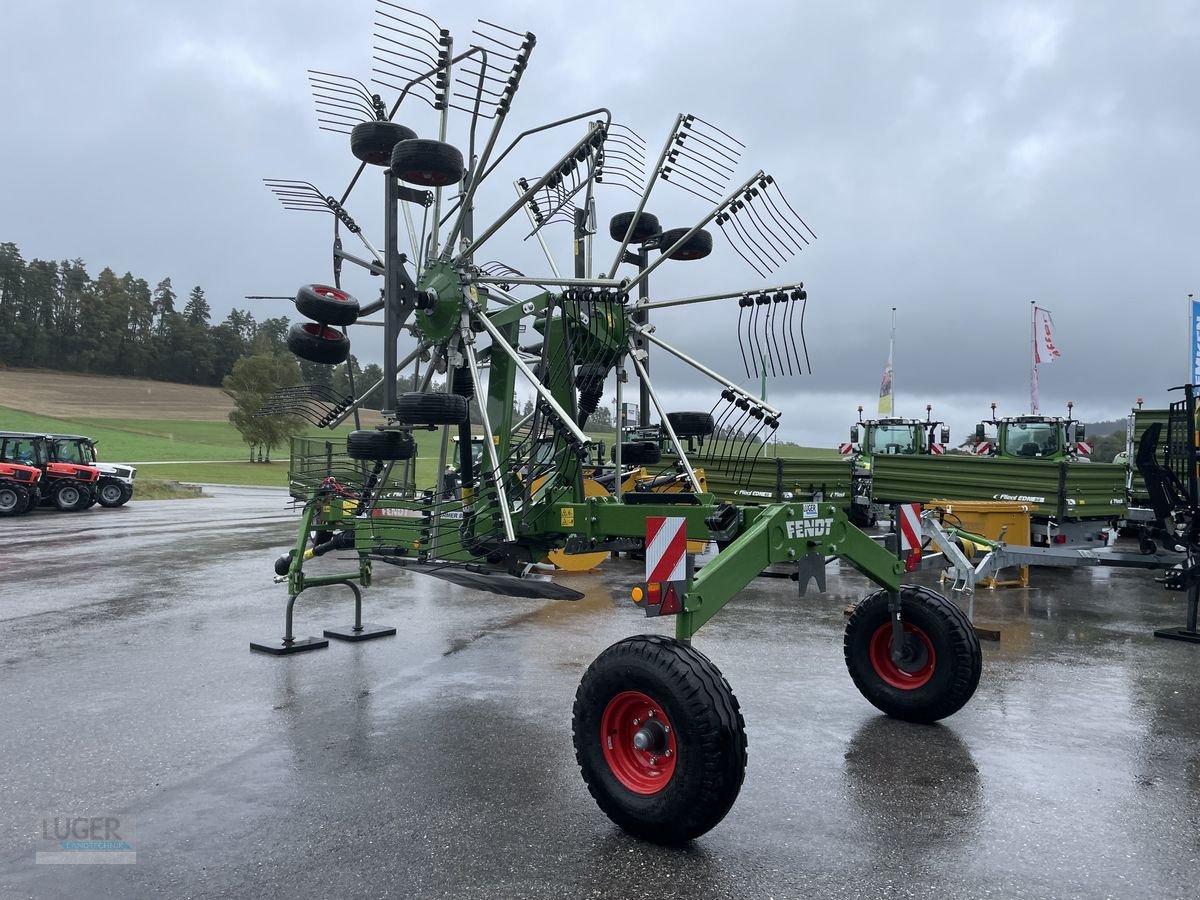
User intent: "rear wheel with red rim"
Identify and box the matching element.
[844,584,981,723]
[573,634,746,844]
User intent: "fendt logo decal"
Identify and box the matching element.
[786,518,834,540]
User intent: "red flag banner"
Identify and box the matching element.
[1033,306,1061,364]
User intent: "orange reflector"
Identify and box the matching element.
[631,586,644,603]
[646,582,662,605]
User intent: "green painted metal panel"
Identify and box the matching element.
[659,453,854,505]
[870,455,1125,519]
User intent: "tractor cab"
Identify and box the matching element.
[846,404,949,467]
[974,401,1089,461]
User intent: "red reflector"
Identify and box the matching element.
[904,548,922,573]
[1053,534,1067,544]
[646,583,662,605]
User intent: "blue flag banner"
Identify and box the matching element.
[1192,299,1200,386]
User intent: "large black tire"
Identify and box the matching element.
[286,322,351,365]
[23,489,39,513]
[295,284,360,327]
[657,227,713,261]
[613,441,661,466]
[390,139,465,187]
[97,480,126,508]
[573,634,747,845]
[347,429,416,461]
[666,411,715,438]
[350,121,418,166]
[116,484,134,507]
[0,483,29,517]
[844,585,981,723]
[848,503,877,529]
[396,391,468,426]
[52,482,86,512]
[609,211,661,244]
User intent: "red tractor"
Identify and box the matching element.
[0,432,101,512]
[0,459,41,516]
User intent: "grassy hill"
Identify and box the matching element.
[0,368,832,488]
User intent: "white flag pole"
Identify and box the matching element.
[889,306,897,415]
[1030,300,1037,414]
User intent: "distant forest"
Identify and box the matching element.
[0,242,295,387]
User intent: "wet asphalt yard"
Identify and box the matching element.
[2,486,1199,899]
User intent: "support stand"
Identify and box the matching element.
[251,591,329,655]
[324,581,397,642]
[1154,581,1200,644]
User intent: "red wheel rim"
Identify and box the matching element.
[313,285,350,302]
[600,690,677,794]
[301,323,342,341]
[868,622,936,690]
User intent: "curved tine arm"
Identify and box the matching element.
[476,108,612,184]
[606,113,681,278]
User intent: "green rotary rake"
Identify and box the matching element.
[252,2,983,843]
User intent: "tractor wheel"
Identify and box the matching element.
[608,211,660,244]
[79,490,99,510]
[844,585,981,723]
[0,484,29,517]
[1139,536,1158,555]
[657,227,713,261]
[52,482,85,512]
[848,504,877,529]
[396,391,469,426]
[613,441,661,466]
[295,284,360,327]
[116,484,134,506]
[23,489,40,513]
[286,322,351,365]
[97,480,126,508]
[346,429,416,461]
[573,634,747,844]
[666,411,715,438]
[351,120,418,166]
[389,139,465,187]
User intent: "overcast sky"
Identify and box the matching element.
[3,0,1198,446]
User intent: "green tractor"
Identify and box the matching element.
[846,404,949,526]
[972,401,1090,461]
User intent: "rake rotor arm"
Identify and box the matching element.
[622,170,766,298]
[606,113,682,278]
[635,282,804,312]
[625,346,702,492]
[628,321,782,419]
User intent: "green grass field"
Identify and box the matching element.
[2,403,834,490]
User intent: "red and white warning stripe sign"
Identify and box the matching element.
[646,516,687,583]
[838,442,855,455]
[929,443,945,455]
[898,503,922,552]
[1077,441,1093,456]
[973,441,991,455]
[898,503,922,572]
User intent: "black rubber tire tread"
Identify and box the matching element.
[346,429,416,461]
[116,484,134,506]
[666,411,715,438]
[286,322,350,365]
[613,441,661,466]
[844,585,982,723]
[23,489,39,513]
[396,391,469,425]
[0,483,29,516]
[451,367,474,399]
[658,227,714,261]
[608,211,661,244]
[351,121,418,166]
[848,504,877,528]
[295,284,360,327]
[390,138,465,187]
[97,480,126,508]
[575,362,608,389]
[52,482,85,512]
[573,634,747,845]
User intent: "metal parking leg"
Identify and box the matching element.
[324,580,397,642]
[250,590,330,655]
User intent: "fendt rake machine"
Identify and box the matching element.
[254,3,983,843]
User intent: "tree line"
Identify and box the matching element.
[0,241,292,385]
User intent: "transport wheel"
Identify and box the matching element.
[350,121,418,166]
[573,634,747,844]
[613,441,661,466]
[657,227,713,261]
[844,585,981,723]
[346,429,416,461]
[97,481,126,507]
[52,482,84,512]
[666,411,715,438]
[396,391,469,425]
[389,139,465,187]
[608,211,660,244]
[0,484,29,516]
[286,322,351,365]
[295,284,360,327]
[1139,536,1157,555]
